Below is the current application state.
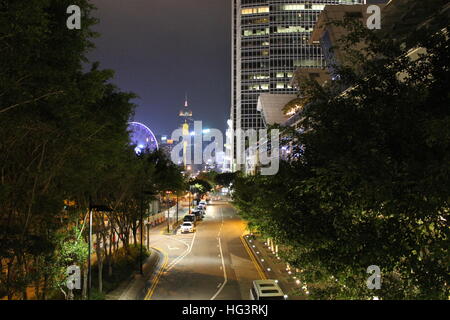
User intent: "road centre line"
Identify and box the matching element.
[211,208,227,300]
[165,232,197,271]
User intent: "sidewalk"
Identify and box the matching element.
[242,234,308,300]
[106,247,165,300]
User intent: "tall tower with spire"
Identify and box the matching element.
[179,94,192,169]
[179,93,193,121]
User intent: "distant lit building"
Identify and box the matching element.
[179,95,193,169]
[158,135,176,159]
[230,0,366,171]
[223,119,233,172]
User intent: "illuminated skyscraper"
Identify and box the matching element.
[179,94,193,168]
[230,0,366,171]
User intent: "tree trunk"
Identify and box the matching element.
[34,280,40,300]
[42,273,48,300]
[133,227,137,246]
[67,287,74,300]
[6,258,14,300]
[17,253,28,300]
[82,265,87,300]
[108,230,113,277]
[96,239,103,294]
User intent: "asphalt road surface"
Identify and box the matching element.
[146,200,263,300]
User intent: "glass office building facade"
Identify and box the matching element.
[229,0,365,170]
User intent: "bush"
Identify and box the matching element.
[91,244,150,294]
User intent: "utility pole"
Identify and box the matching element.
[139,184,144,275]
[147,214,150,249]
[87,201,92,300]
[188,187,192,214]
[176,194,179,223]
[166,194,170,233]
[86,202,112,300]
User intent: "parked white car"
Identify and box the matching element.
[180,222,195,233]
[199,200,207,208]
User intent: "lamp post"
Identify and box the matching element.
[87,202,113,300]
[165,191,172,233]
[87,206,92,299]
[139,190,156,275]
[139,185,144,275]
[176,193,179,224]
[188,186,192,214]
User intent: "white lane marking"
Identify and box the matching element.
[166,232,197,271]
[211,237,227,300]
[167,245,180,250]
[211,207,227,300]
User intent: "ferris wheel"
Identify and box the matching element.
[127,121,159,154]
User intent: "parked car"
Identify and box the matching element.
[250,280,288,300]
[183,214,196,225]
[180,222,195,233]
[192,209,203,220]
[195,206,206,215]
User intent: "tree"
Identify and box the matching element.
[0,1,138,299]
[215,172,240,188]
[189,179,213,198]
[233,18,449,299]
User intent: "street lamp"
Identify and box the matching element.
[87,201,113,300]
[165,191,172,233]
[140,190,156,275]
[188,185,194,214]
[175,192,179,224]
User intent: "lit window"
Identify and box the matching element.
[276,26,306,33]
[249,74,269,80]
[277,83,285,89]
[276,72,285,78]
[241,6,269,15]
[243,28,269,37]
[282,4,304,11]
[294,59,316,67]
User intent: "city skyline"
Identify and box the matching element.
[87,0,231,136]
[1,0,448,305]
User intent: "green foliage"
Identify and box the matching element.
[197,171,218,187]
[189,178,213,196]
[91,244,149,294]
[233,19,450,299]
[0,1,185,299]
[215,172,240,188]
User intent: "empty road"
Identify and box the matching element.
[146,200,263,300]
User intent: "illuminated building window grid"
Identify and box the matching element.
[232,0,366,156]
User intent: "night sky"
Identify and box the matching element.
[87,0,231,136]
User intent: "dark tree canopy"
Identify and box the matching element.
[233,16,449,299]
